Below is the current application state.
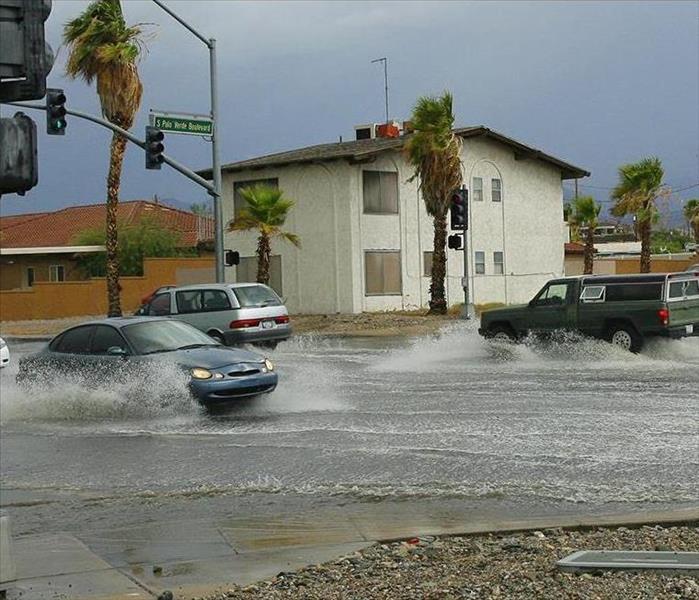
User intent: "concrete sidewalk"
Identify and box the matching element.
[5,505,699,599]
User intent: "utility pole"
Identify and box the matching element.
[151,0,224,283]
[371,57,389,122]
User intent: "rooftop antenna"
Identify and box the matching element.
[371,57,389,123]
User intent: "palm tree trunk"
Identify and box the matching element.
[429,214,448,314]
[106,132,128,317]
[584,225,595,274]
[257,232,271,285]
[639,219,652,273]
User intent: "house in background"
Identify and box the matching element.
[201,124,589,313]
[0,200,214,291]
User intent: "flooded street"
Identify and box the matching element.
[1,324,698,538]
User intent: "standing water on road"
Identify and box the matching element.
[1,324,697,536]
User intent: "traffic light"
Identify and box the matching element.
[448,234,463,250]
[449,187,468,230]
[45,88,66,135]
[224,250,240,266]
[145,126,164,170]
[0,0,54,102]
[0,112,38,196]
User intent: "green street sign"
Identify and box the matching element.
[150,111,213,137]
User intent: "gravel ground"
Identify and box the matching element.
[199,525,699,600]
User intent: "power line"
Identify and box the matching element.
[564,181,699,194]
[671,182,699,193]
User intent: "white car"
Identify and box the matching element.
[0,337,9,368]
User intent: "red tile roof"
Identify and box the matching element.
[0,201,213,249]
[0,211,49,231]
[565,242,588,255]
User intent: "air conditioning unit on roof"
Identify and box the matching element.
[354,124,378,141]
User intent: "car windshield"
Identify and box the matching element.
[122,320,219,355]
[233,285,281,307]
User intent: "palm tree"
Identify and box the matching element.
[404,92,462,314]
[684,199,699,243]
[64,0,145,317]
[228,185,300,285]
[572,196,601,274]
[610,157,664,273]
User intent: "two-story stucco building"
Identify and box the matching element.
[201,125,589,314]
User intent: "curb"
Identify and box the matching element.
[377,509,699,544]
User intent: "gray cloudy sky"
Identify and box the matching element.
[1,0,698,221]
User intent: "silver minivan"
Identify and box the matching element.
[139,283,292,348]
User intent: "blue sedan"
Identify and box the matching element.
[17,317,278,405]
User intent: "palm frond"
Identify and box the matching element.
[277,231,301,248]
[227,184,301,249]
[572,195,601,227]
[403,92,462,217]
[63,0,145,126]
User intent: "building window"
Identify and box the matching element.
[233,178,278,219]
[49,265,65,282]
[493,252,504,275]
[423,251,433,277]
[26,267,35,287]
[472,177,483,202]
[363,171,398,214]
[475,251,486,275]
[237,255,283,297]
[365,251,401,295]
[491,178,502,202]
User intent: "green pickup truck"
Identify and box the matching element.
[479,271,699,352]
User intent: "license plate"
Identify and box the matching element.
[261,320,274,329]
[687,324,694,334]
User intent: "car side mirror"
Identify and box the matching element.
[107,346,128,357]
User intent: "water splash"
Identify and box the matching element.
[0,357,201,423]
[370,322,699,373]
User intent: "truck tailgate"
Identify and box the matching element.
[668,298,699,327]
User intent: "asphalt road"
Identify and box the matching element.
[1,324,698,539]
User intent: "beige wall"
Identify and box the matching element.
[0,257,214,321]
[0,254,86,290]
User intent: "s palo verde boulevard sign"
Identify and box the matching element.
[149,110,213,137]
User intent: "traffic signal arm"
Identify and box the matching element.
[4,100,216,195]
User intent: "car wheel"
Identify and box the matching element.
[487,324,517,343]
[607,324,643,353]
[208,331,226,345]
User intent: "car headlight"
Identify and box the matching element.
[191,367,213,380]
[264,359,274,372]
[0,339,6,349]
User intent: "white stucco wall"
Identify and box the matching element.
[221,162,355,314]
[222,134,570,314]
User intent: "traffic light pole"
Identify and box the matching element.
[461,185,472,319]
[150,0,224,283]
[5,101,215,194]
